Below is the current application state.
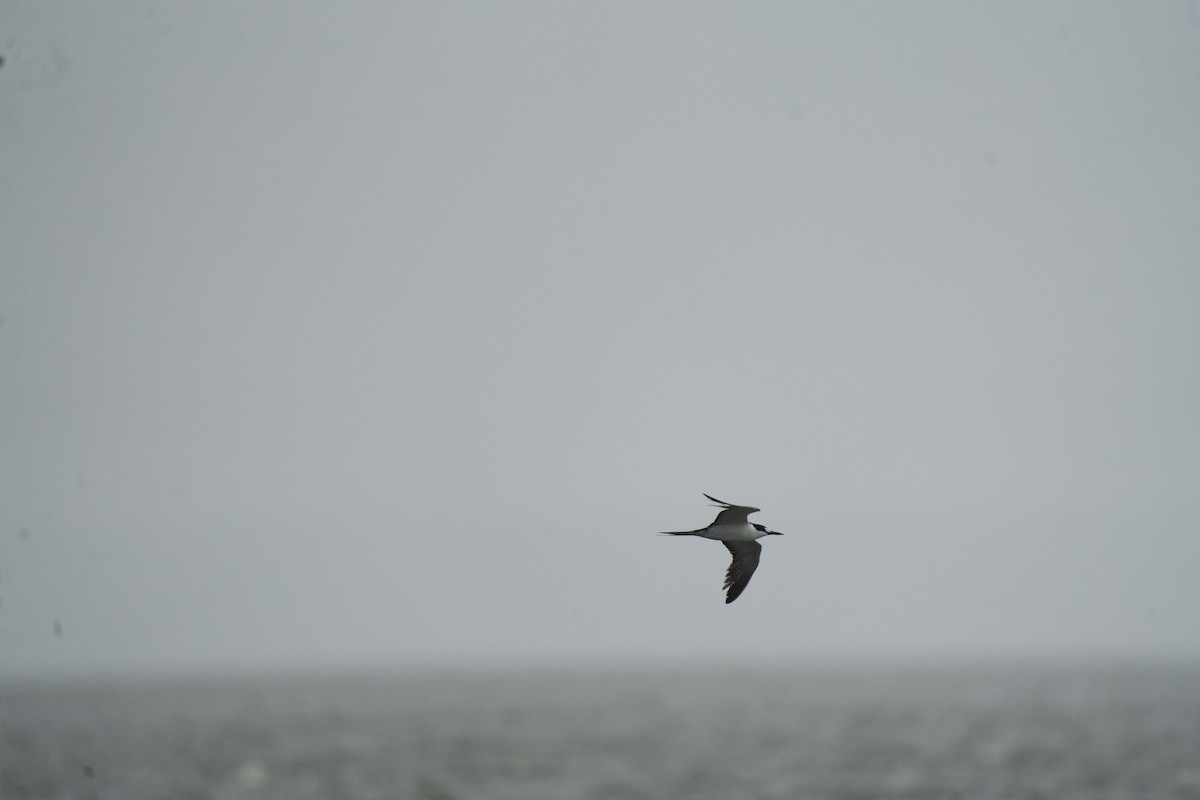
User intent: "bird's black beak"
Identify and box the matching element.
[769,530,783,536]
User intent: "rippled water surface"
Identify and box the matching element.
[3,663,1199,799]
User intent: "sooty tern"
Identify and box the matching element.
[662,494,783,604]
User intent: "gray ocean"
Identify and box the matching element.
[3,662,1199,800]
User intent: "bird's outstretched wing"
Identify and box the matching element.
[722,540,763,604]
[704,493,761,526]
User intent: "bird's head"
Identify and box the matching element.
[753,523,783,536]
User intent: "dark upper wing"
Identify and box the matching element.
[722,540,763,604]
[704,493,761,526]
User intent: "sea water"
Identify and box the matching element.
[2,662,1199,799]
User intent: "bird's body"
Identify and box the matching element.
[662,494,783,604]
[682,520,766,543]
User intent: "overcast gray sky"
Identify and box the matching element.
[2,2,1199,678]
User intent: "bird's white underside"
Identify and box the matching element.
[691,522,769,543]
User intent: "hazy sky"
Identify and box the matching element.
[2,2,1199,678]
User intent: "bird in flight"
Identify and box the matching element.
[662,494,783,604]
